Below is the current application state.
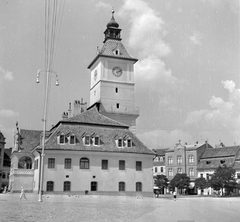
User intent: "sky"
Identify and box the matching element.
[0,0,239,149]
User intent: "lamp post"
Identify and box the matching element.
[36,69,59,202]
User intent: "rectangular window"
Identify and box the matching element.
[48,158,55,169]
[102,159,108,170]
[206,173,209,180]
[118,139,123,147]
[127,139,132,147]
[136,161,142,171]
[168,168,173,177]
[189,168,194,176]
[119,160,125,170]
[188,155,194,163]
[34,159,38,170]
[84,136,90,145]
[94,137,100,145]
[64,158,71,169]
[201,174,203,178]
[160,167,164,173]
[116,103,119,109]
[177,168,182,174]
[115,87,118,93]
[70,135,75,144]
[237,173,240,179]
[168,156,173,165]
[154,167,158,173]
[177,155,182,165]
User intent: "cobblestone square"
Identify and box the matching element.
[0,194,239,222]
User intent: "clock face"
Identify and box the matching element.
[94,70,98,81]
[112,66,122,77]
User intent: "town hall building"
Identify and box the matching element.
[8,11,155,196]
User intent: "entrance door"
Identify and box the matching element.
[91,181,97,191]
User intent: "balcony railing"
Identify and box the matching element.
[12,169,34,175]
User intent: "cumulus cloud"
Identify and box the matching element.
[0,67,13,81]
[185,80,240,145]
[119,0,176,83]
[0,109,19,118]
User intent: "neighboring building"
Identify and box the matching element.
[153,148,167,194]
[0,131,6,190]
[9,12,154,196]
[1,148,11,190]
[197,146,240,195]
[165,141,212,194]
[87,10,139,134]
[152,149,167,176]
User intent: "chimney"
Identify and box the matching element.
[80,98,87,113]
[73,100,81,116]
[68,103,72,118]
[62,112,68,119]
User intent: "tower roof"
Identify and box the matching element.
[107,10,119,28]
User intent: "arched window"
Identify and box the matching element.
[136,182,142,192]
[80,158,89,169]
[18,156,32,169]
[119,182,125,191]
[63,181,71,191]
[46,181,54,192]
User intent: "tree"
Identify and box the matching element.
[195,177,209,194]
[209,165,237,196]
[170,173,190,194]
[154,175,169,195]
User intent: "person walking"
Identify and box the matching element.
[20,187,27,201]
[173,191,177,201]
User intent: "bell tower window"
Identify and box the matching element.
[115,88,118,93]
[116,103,119,109]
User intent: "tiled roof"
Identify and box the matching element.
[20,129,42,151]
[99,39,135,59]
[35,107,154,155]
[233,161,240,169]
[201,146,240,159]
[60,107,128,127]
[198,157,235,170]
[233,146,240,159]
[40,124,154,155]
[153,148,168,156]
[88,39,137,69]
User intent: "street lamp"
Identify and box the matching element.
[36,69,59,202]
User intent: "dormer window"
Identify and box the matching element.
[69,135,75,145]
[220,160,225,164]
[59,134,67,144]
[84,135,90,146]
[206,161,211,165]
[94,136,100,146]
[127,139,132,148]
[115,49,119,55]
[118,138,123,147]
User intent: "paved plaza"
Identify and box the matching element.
[0,193,239,222]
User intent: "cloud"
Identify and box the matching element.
[137,129,194,149]
[0,109,19,118]
[95,2,112,10]
[189,31,203,45]
[0,67,13,81]
[185,80,240,145]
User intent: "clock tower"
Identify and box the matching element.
[88,11,139,133]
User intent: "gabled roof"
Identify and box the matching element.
[60,107,128,128]
[198,157,235,170]
[201,146,240,159]
[153,148,168,156]
[37,124,154,155]
[88,39,138,69]
[19,129,42,152]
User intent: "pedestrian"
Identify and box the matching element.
[173,191,177,201]
[3,186,7,194]
[20,187,27,201]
